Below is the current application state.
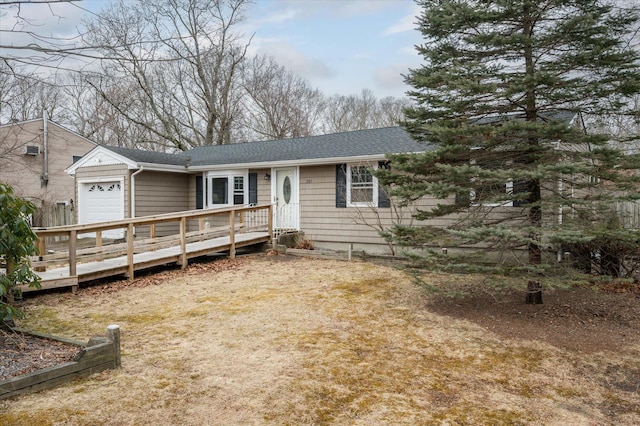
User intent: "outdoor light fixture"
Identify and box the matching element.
[264,173,271,181]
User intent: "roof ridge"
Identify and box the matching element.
[185,126,404,152]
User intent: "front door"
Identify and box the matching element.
[273,167,298,232]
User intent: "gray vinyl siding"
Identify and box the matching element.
[300,165,382,245]
[252,168,272,206]
[187,173,200,211]
[134,171,189,237]
[298,165,445,248]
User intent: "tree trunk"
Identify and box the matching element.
[525,280,543,304]
[5,258,15,304]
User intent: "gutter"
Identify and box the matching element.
[70,150,426,175]
[133,162,193,173]
[185,152,423,172]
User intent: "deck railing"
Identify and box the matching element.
[32,204,273,281]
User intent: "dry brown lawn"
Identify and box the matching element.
[1,254,639,425]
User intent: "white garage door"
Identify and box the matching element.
[81,182,124,239]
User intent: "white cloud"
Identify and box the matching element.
[382,4,421,36]
[255,8,297,25]
[254,39,334,79]
[374,63,412,89]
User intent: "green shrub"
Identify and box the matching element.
[0,183,41,323]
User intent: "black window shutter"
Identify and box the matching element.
[336,164,347,208]
[195,175,203,209]
[513,179,528,207]
[377,161,391,208]
[455,192,471,207]
[248,173,258,205]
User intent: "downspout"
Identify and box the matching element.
[130,165,144,220]
[42,111,49,187]
[129,166,144,238]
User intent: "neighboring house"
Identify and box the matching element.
[66,127,428,251]
[0,116,97,226]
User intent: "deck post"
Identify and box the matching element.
[268,204,273,239]
[199,217,205,241]
[229,210,236,259]
[38,235,46,258]
[69,230,77,277]
[107,324,122,368]
[180,216,187,269]
[127,223,134,280]
[35,235,47,272]
[96,230,103,261]
[149,224,156,251]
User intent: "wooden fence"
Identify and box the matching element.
[33,203,74,228]
[615,201,640,229]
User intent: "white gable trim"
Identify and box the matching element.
[66,146,138,175]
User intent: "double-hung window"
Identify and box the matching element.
[336,162,390,208]
[347,164,378,207]
[467,158,527,207]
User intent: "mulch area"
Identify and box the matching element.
[0,329,82,381]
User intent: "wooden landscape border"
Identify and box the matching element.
[0,325,121,400]
[286,247,365,261]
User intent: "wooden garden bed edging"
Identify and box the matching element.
[286,248,365,261]
[0,325,121,400]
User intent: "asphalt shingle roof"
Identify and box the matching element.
[102,127,428,167]
[184,126,427,167]
[104,145,191,166]
[101,112,575,168]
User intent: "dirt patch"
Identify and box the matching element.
[424,278,640,354]
[1,254,639,425]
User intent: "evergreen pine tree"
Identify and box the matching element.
[380,0,640,290]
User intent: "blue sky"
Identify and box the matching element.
[1,0,423,98]
[244,0,423,98]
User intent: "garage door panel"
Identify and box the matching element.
[81,182,124,239]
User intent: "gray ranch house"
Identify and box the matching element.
[66,127,427,253]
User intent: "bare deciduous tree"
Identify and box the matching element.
[242,55,326,140]
[85,0,251,150]
[322,89,410,134]
[0,64,65,124]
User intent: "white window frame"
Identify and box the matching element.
[468,157,515,207]
[470,180,515,207]
[347,163,379,208]
[205,170,248,208]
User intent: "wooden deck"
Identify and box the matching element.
[23,205,273,293]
